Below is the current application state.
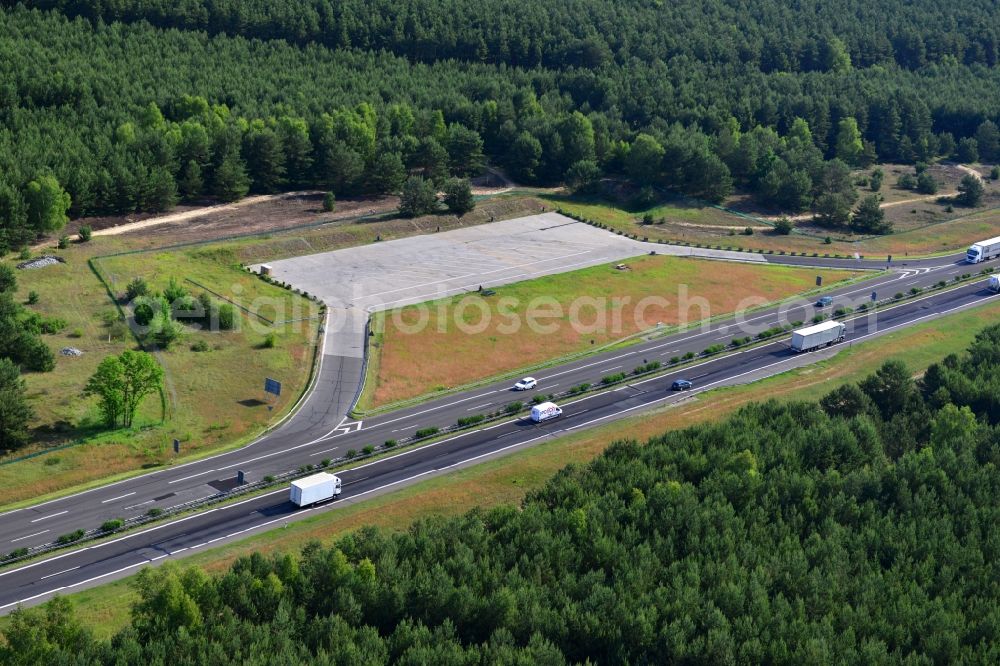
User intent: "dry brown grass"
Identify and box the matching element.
[370,255,863,405]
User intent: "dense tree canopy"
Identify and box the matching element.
[0,3,998,248]
[8,324,1000,662]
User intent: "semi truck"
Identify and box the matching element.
[966,236,1000,263]
[290,472,342,507]
[790,320,846,352]
[530,401,563,422]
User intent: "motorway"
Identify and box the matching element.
[0,246,990,611]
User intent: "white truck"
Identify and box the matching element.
[290,472,342,507]
[530,401,563,423]
[966,236,1000,263]
[989,275,1000,293]
[790,320,846,352]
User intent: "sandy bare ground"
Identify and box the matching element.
[956,163,985,182]
[93,191,318,237]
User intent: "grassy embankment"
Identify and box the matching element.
[362,255,865,408]
[16,287,1000,640]
[0,240,319,509]
[0,195,551,509]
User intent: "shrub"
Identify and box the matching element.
[191,339,210,352]
[78,225,93,242]
[57,235,69,249]
[263,475,275,483]
[56,529,86,544]
[19,248,30,260]
[894,292,905,300]
[601,372,627,385]
[217,303,237,330]
[633,361,662,374]
[701,344,725,355]
[101,519,124,532]
[991,166,1000,180]
[682,351,696,360]
[146,508,163,517]
[26,290,39,305]
[857,303,869,311]
[812,314,826,324]
[69,327,83,338]
[22,338,55,372]
[457,414,486,427]
[4,548,29,561]
[773,217,794,235]
[742,226,753,235]
[345,449,357,458]
[322,191,336,212]
[415,426,440,439]
[824,236,832,244]
[125,277,149,301]
[909,286,922,295]
[362,445,375,455]
[669,356,681,364]
[504,401,524,414]
[261,332,277,348]
[531,394,548,404]
[384,439,397,448]
[320,458,331,467]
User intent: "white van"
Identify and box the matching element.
[530,401,562,423]
[531,402,562,423]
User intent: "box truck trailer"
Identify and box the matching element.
[790,320,846,352]
[966,236,1000,263]
[530,401,563,422]
[290,472,342,507]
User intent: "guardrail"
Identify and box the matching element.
[2,265,994,568]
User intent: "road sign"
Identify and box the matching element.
[237,470,245,485]
[871,291,877,302]
[264,378,281,397]
[887,254,892,264]
[173,438,180,454]
[816,276,822,287]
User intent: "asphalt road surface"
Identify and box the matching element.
[0,243,988,612]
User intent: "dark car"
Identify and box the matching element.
[671,379,693,391]
[816,296,834,307]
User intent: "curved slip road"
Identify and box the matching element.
[0,229,984,610]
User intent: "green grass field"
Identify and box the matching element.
[364,255,864,408]
[13,287,1000,640]
[0,239,320,509]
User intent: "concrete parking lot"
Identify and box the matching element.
[252,212,761,413]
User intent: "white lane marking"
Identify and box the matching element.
[373,390,500,428]
[168,469,216,484]
[0,262,956,522]
[11,530,49,543]
[40,566,79,580]
[465,402,493,411]
[123,500,154,510]
[0,310,334,520]
[568,289,989,432]
[101,492,137,504]
[600,366,622,372]
[29,510,68,523]
[0,589,65,610]
[1,277,983,606]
